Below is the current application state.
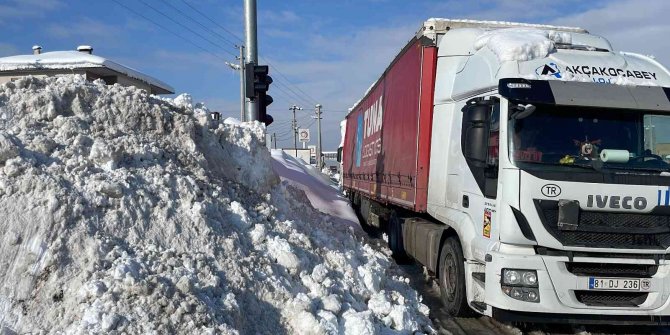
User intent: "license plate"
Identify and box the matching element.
[589,277,640,291]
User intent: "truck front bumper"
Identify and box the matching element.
[484,250,670,323]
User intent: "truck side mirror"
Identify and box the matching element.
[461,103,491,166]
[337,147,343,163]
[461,98,499,199]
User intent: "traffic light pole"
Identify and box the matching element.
[243,0,259,122]
[236,45,245,121]
[315,104,323,169]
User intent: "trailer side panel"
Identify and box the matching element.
[343,39,436,212]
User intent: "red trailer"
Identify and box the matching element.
[342,38,437,213]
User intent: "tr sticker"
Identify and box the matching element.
[541,184,561,197]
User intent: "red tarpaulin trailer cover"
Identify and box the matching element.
[343,38,437,212]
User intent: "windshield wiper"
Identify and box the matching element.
[570,160,607,172]
[518,160,601,171]
[601,164,670,173]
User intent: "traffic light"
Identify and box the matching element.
[259,92,273,126]
[245,64,273,126]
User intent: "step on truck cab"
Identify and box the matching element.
[341,18,670,324]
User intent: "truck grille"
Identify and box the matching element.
[566,262,658,278]
[535,200,670,249]
[575,290,648,307]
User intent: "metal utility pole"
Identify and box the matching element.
[236,45,245,121]
[315,104,323,169]
[224,59,244,119]
[244,0,259,122]
[289,105,302,157]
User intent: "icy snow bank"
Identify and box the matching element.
[474,28,571,62]
[0,75,432,334]
[270,150,357,230]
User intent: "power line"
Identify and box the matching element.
[128,0,318,112]
[268,84,303,104]
[274,126,293,133]
[269,122,294,131]
[179,0,244,42]
[176,0,319,107]
[259,60,318,105]
[119,0,319,111]
[305,119,316,128]
[271,121,294,128]
[162,0,239,49]
[110,0,232,62]
[137,0,238,58]
[261,60,319,105]
[275,132,294,140]
[274,83,314,107]
[273,131,294,140]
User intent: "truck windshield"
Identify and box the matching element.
[508,104,670,173]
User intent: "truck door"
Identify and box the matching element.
[461,97,500,261]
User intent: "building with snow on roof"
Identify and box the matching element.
[0,45,174,94]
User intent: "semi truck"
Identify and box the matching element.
[341,18,670,324]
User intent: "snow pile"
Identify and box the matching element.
[270,150,356,229]
[0,75,432,334]
[474,28,572,62]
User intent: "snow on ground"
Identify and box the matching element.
[0,75,433,334]
[270,150,357,231]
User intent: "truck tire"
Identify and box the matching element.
[387,211,407,260]
[439,236,474,317]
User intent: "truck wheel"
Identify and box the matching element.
[439,236,474,317]
[387,211,407,260]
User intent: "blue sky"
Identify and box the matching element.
[1,0,669,150]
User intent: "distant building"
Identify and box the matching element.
[0,45,174,94]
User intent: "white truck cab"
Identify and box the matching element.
[417,19,670,324]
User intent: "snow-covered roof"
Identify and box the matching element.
[423,18,586,34]
[349,18,590,114]
[0,51,174,94]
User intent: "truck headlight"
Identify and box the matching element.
[503,269,520,285]
[522,271,538,287]
[501,269,540,303]
[502,269,538,287]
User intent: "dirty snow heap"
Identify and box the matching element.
[0,75,432,334]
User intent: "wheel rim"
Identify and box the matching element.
[442,252,458,302]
